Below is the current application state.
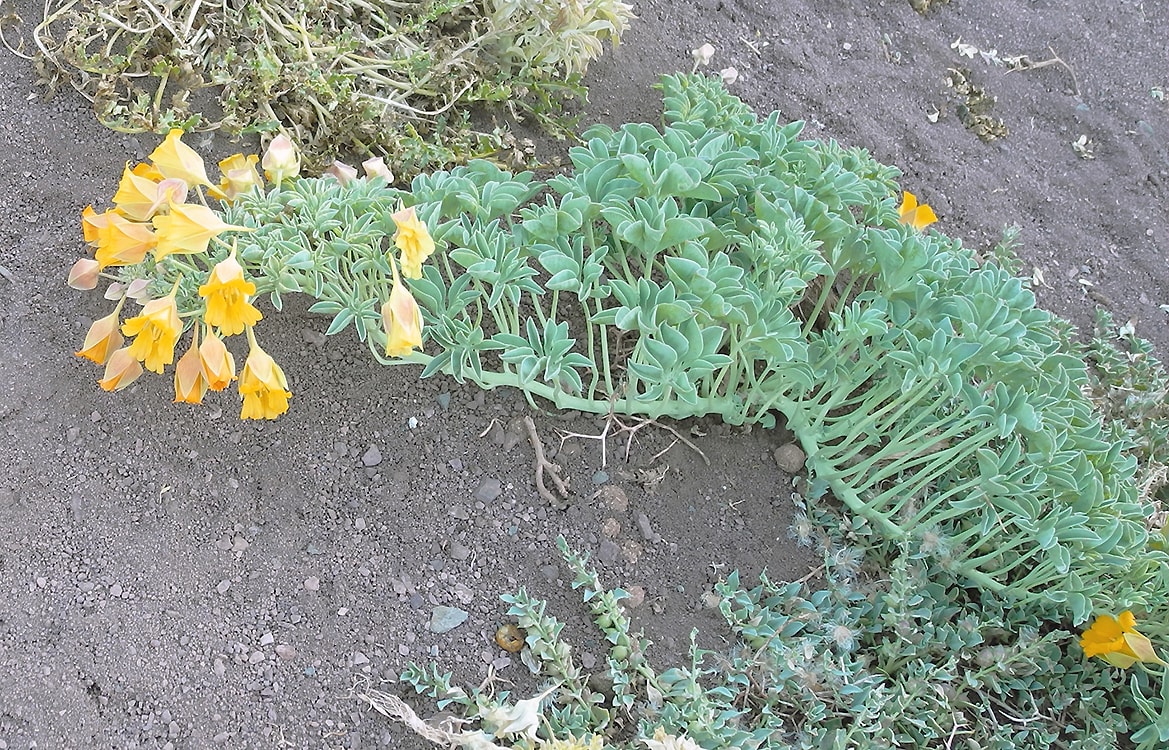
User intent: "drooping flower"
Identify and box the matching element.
[1080,610,1167,668]
[238,329,291,420]
[76,306,124,365]
[148,129,212,187]
[261,133,300,187]
[897,190,937,230]
[691,43,715,66]
[642,728,703,750]
[173,326,209,404]
[199,327,236,390]
[198,252,261,335]
[95,213,158,268]
[121,283,182,373]
[68,258,101,290]
[97,346,144,392]
[213,153,264,202]
[381,282,423,358]
[720,66,739,85]
[391,205,435,279]
[153,203,252,261]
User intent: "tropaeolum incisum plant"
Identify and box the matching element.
[71,74,1167,631]
[69,129,415,420]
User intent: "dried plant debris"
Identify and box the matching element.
[15,0,634,173]
[909,0,949,14]
[946,67,1008,142]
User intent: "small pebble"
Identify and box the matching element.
[304,577,320,591]
[276,644,297,661]
[216,580,231,595]
[362,445,382,467]
[429,606,469,633]
[636,512,657,542]
[474,477,502,503]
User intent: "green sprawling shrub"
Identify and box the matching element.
[213,73,1168,622]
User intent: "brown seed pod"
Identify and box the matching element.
[494,624,526,653]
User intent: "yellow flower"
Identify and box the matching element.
[173,327,209,404]
[238,331,291,420]
[152,203,251,261]
[131,162,165,181]
[82,205,110,246]
[261,133,300,187]
[1080,610,1166,668]
[198,252,262,335]
[199,328,236,390]
[391,205,435,279]
[897,190,937,230]
[112,163,163,221]
[76,307,124,365]
[213,153,264,202]
[381,282,424,358]
[148,129,212,187]
[114,162,190,222]
[121,285,182,373]
[95,213,157,268]
[98,346,144,392]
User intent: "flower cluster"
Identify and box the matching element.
[71,130,289,418]
[71,131,433,420]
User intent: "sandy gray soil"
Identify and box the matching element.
[0,0,1166,747]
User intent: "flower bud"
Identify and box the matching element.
[362,156,393,183]
[68,258,101,290]
[324,160,359,187]
[261,134,300,186]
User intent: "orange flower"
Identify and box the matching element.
[381,281,424,358]
[94,213,157,268]
[198,328,236,390]
[1080,610,1166,668]
[173,327,209,404]
[391,205,435,279]
[121,284,182,373]
[148,129,212,187]
[238,329,291,419]
[76,305,124,365]
[97,347,144,392]
[152,203,251,261]
[897,191,937,230]
[198,252,262,335]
